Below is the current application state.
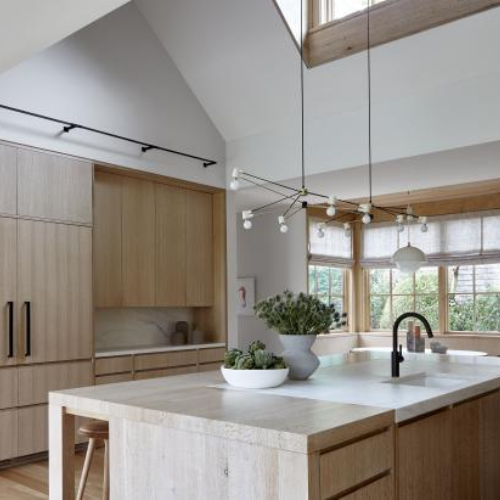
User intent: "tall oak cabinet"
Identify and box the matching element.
[0,145,93,461]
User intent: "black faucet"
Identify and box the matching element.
[392,312,434,377]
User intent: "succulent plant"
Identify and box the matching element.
[224,348,243,368]
[254,290,346,335]
[253,349,274,369]
[248,340,266,354]
[234,353,255,370]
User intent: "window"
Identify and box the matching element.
[316,0,387,24]
[369,267,439,332]
[448,264,500,333]
[309,264,346,317]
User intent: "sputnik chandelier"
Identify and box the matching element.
[231,0,428,271]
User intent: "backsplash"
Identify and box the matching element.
[95,308,195,350]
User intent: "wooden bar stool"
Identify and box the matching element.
[76,420,109,500]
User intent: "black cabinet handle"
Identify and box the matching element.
[7,302,13,358]
[25,302,31,357]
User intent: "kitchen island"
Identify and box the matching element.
[49,353,500,499]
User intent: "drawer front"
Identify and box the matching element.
[340,474,394,500]
[96,373,134,385]
[134,350,198,371]
[320,429,393,499]
[198,348,225,364]
[18,361,93,406]
[0,409,18,461]
[0,367,18,409]
[135,365,198,381]
[198,362,221,373]
[95,356,133,376]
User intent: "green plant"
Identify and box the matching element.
[254,291,344,335]
[223,343,286,370]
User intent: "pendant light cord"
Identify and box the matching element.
[300,0,306,190]
[367,0,373,203]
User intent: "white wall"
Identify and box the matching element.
[235,209,308,352]
[0,3,226,187]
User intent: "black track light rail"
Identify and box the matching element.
[0,104,217,168]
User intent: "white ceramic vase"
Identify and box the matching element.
[279,334,319,380]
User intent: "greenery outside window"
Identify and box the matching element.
[448,264,500,333]
[308,264,348,331]
[369,267,439,332]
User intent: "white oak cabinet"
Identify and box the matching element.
[0,144,17,215]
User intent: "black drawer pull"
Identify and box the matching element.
[7,301,13,358]
[25,302,31,357]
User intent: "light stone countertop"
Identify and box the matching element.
[51,353,500,453]
[95,342,226,358]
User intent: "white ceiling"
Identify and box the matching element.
[0,0,130,74]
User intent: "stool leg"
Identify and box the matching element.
[76,438,96,500]
[103,439,110,500]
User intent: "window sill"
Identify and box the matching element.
[359,331,500,338]
[318,332,357,338]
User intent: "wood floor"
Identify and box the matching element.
[0,449,104,499]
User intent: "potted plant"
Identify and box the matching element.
[221,341,289,389]
[254,291,345,380]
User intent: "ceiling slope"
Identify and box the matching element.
[0,0,130,74]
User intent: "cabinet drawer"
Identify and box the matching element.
[198,362,221,373]
[0,367,18,409]
[198,348,225,364]
[134,350,198,371]
[95,356,133,376]
[18,361,93,406]
[320,429,393,499]
[0,409,18,461]
[96,373,134,385]
[340,474,393,500]
[134,365,197,381]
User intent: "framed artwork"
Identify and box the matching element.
[236,277,256,316]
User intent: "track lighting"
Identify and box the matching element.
[278,216,288,233]
[317,224,325,239]
[326,196,337,217]
[419,216,428,233]
[230,168,240,191]
[242,210,253,230]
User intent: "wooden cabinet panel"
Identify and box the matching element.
[198,348,225,364]
[0,218,17,366]
[17,220,93,363]
[17,149,92,224]
[134,350,198,371]
[480,390,500,499]
[121,177,155,306]
[94,171,122,307]
[0,367,18,409]
[134,365,197,380]
[397,409,452,500]
[155,184,186,306]
[452,398,481,500]
[95,356,133,376]
[186,190,213,306]
[18,361,93,406]
[18,405,48,456]
[340,475,393,500]
[0,409,18,460]
[198,362,222,373]
[320,429,393,499]
[0,144,17,215]
[96,373,134,385]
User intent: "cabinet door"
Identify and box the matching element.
[0,409,18,460]
[17,149,92,224]
[94,171,122,307]
[121,177,155,306]
[17,220,92,363]
[0,144,17,215]
[397,409,452,500]
[155,184,187,306]
[186,190,213,306]
[0,218,17,366]
[0,367,18,409]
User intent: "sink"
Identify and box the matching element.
[384,372,469,389]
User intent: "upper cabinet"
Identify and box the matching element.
[17,149,92,224]
[94,170,217,308]
[0,145,17,216]
[186,191,213,306]
[121,177,156,307]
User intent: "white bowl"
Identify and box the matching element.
[221,366,289,389]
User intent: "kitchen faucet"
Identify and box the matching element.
[392,312,434,377]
